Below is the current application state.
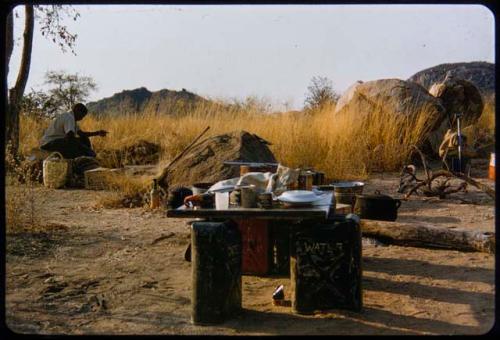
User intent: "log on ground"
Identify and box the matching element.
[360,220,495,254]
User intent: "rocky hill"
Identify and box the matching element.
[86,87,211,117]
[408,61,495,98]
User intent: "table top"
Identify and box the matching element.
[166,203,352,221]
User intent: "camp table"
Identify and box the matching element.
[166,196,362,324]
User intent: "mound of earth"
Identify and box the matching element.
[97,140,161,168]
[408,61,495,98]
[160,130,277,188]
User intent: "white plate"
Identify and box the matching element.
[277,190,324,204]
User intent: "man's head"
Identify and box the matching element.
[72,103,88,121]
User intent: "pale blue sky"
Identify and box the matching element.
[8,4,495,110]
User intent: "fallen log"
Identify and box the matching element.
[360,220,495,254]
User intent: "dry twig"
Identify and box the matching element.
[401,145,494,200]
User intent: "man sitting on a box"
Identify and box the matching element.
[40,103,108,159]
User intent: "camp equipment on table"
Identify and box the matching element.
[276,190,324,207]
[332,181,365,208]
[43,152,72,189]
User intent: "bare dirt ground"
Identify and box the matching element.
[5,168,496,335]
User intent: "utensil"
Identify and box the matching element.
[257,192,273,209]
[332,181,365,208]
[215,192,230,210]
[332,181,365,193]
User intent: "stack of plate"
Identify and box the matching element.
[277,190,324,208]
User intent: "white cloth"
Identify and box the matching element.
[208,164,301,195]
[40,112,79,146]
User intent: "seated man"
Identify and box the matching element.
[40,103,108,159]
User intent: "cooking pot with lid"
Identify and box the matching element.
[353,190,401,221]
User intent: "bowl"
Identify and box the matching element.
[332,181,365,194]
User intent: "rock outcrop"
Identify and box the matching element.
[334,78,447,133]
[334,77,485,156]
[408,61,494,98]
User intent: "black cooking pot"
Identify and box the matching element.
[353,191,401,221]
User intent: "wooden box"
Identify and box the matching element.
[290,215,362,314]
[84,167,122,190]
[191,221,242,325]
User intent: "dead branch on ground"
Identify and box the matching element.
[400,145,494,200]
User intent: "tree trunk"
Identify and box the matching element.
[4,9,14,150]
[6,5,34,156]
[360,220,495,254]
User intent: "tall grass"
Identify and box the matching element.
[5,144,45,233]
[17,96,495,181]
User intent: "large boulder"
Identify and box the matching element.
[334,79,448,153]
[160,130,277,188]
[428,75,484,127]
[335,78,446,123]
[425,77,484,158]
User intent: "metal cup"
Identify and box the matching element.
[240,186,257,208]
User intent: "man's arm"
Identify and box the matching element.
[77,129,108,137]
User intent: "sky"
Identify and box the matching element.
[8,4,495,110]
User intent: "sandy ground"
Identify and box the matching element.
[5,169,496,335]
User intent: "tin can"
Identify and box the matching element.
[489,153,495,180]
[313,171,325,185]
[257,192,273,209]
[240,186,257,208]
[298,171,314,190]
[229,189,241,207]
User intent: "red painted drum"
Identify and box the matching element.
[235,219,270,275]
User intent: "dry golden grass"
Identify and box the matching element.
[18,96,495,184]
[91,171,155,208]
[5,146,46,233]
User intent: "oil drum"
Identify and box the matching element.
[191,221,242,324]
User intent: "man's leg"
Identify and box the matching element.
[77,135,92,148]
[75,135,96,157]
[41,138,95,159]
[41,139,74,159]
[72,137,96,158]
